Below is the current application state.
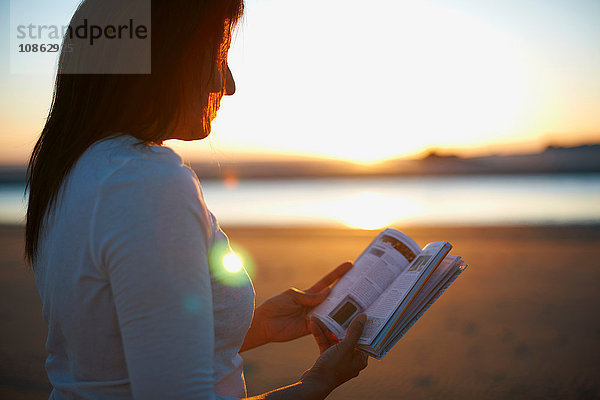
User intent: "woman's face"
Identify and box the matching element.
[168,63,236,142]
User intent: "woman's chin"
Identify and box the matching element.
[183,133,209,141]
[169,127,210,141]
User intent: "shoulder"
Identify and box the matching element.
[86,135,214,244]
[79,134,203,200]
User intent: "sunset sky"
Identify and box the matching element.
[0,0,598,164]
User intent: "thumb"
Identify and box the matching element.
[341,314,366,350]
[291,287,331,306]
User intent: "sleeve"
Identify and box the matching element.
[92,164,240,400]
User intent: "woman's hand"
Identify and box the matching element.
[301,314,369,393]
[242,315,368,400]
[240,261,352,352]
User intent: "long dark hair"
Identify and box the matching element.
[25,0,244,267]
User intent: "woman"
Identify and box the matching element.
[25,1,368,399]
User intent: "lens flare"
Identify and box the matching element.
[208,240,255,287]
[223,252,243,273]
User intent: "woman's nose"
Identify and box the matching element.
[224,65,235,96]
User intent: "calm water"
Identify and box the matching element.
[1,174,599,227]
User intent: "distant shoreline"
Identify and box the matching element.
[3,223,600,232]
[2,168,600,186]
[2,144,599,183]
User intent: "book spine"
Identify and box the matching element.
[374,242,453,351]
[380,264,467,357]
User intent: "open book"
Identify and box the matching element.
[309,228,467,359]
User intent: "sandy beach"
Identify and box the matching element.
[1,224,599,399]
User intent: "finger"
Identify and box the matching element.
[361,352,369,368]
[354,350,368,370]
[351,354,368,374]
[341,314,367,350]
[309,317,336,353]
[306,261,353,293]
[311,316,340,351]
[309,319,328,353]
[349,351,367,374]
[310,318,333,353]
[313,316,339,346]
[291,287,331,306]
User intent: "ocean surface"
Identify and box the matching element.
[1,174,599,228]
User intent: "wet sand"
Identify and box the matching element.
[1,224,599,399]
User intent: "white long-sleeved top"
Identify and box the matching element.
[33,134,255,399]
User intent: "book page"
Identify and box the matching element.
[358,242,451,343]
[380,260,467,357]
[403,255,462,317]
[309,229,422,338]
